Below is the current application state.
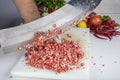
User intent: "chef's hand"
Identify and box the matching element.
[13,0,41,24]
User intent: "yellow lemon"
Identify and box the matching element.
[77,20,87,28]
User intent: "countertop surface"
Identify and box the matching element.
[0,14,120,80]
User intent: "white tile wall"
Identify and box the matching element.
[94,0,120,13]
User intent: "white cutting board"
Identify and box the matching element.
[10,28,90,80]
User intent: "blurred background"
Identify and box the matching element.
[0,0,22,29]
[0,0,120,29]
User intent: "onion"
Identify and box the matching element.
[88,12,96,17]
[90,25,120,40]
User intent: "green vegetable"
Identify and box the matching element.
[115,23,120,27]
[102,15,111,22]
[35,0,65,10]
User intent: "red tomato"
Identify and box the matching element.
[48,8,56,13]
[89,15,102,27]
